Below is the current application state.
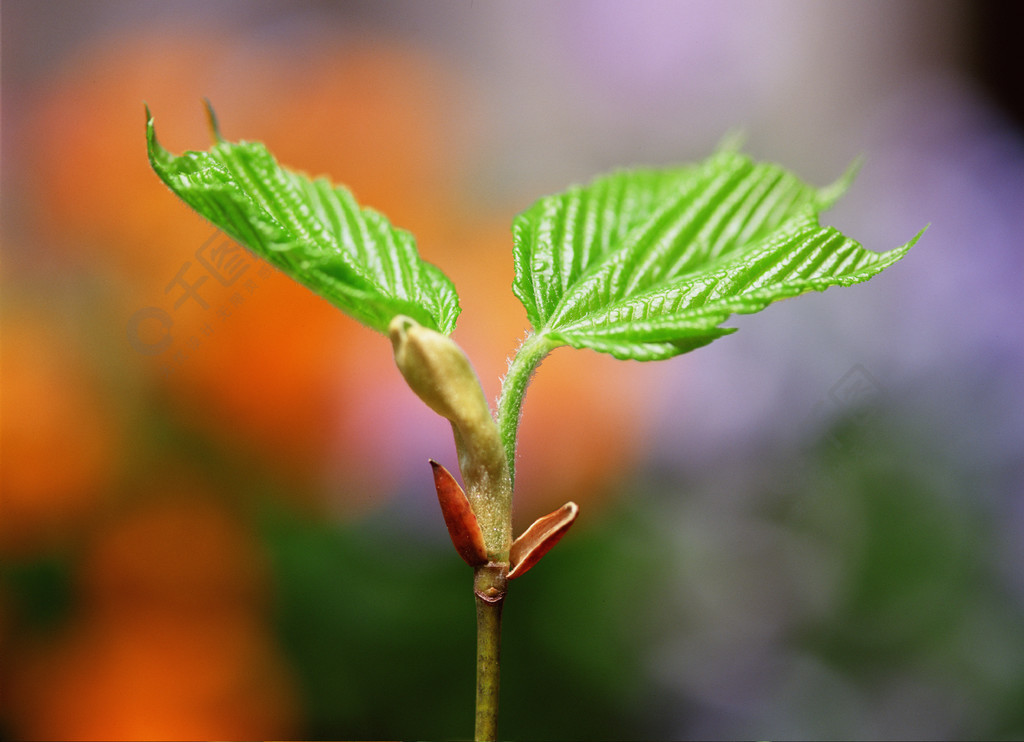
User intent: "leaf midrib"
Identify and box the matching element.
[539,157,823,331]
[546,219,878,337]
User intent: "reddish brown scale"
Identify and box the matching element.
[507,501,579,579]
[430,459,488,567]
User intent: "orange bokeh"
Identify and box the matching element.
[5,487,299,741]
[23,31,472,303]
[5,18,679,741]
[22,30,477,504]
[22,24,663,515]
[10,613,298,741]
[78,476,268,610]
[0,308,122,554]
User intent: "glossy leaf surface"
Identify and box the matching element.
[146,106,460,335]
[512,147,922,361]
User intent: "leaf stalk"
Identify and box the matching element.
[496,332,557,483]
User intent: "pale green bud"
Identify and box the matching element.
[388,315,491,430]
[389,315,512,557]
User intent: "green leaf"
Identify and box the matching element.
[146,105,460,335]
[512,146,922,361]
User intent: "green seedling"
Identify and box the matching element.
[146,102,923,740]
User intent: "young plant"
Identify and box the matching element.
[146,102,923,740]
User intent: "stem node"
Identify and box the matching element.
[473,562,507,741]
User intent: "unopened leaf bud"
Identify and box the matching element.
[389,315,492,431]
[390,315,512,558]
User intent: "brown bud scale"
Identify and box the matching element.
[430,459,488,566]
[507,501,579,579]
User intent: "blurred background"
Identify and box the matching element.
[2,1,1022,739]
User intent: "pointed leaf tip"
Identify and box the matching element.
[202,98,224,143]
[512,149,919,361]
[430,460,488,567]
[508,501,579,579]
[144,105,460,336]
[716,129,746,153]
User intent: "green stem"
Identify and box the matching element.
[496,332,557,483]
[474,563,507,741]
[466,334,552,740]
